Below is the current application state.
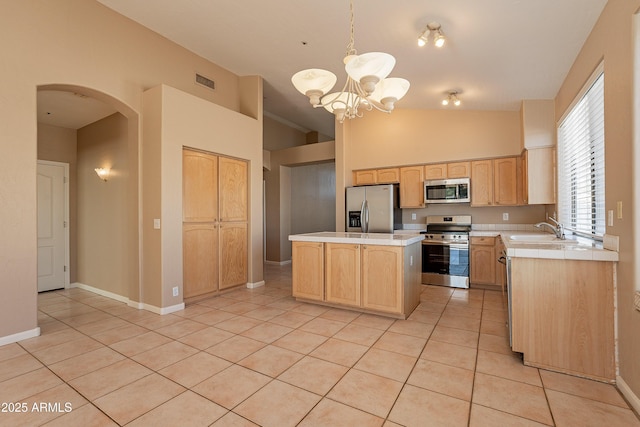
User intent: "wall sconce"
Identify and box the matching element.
[94,167,110,181]
[442,91,461,107]
[418,22,446,48]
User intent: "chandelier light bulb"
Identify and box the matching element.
[453,98,461,106]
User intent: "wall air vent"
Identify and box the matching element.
[195,73,215,91]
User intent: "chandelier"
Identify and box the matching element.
[291,0,409,123]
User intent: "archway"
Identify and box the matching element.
[37,84,141,306]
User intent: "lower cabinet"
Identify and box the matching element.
[292,241,324,301]
[361,245,403,313]
[219,222,248,290]
[326,243,361,307]
[470,236,502,290]
[291,241,420,318]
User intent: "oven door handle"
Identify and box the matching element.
[422,241,469,249]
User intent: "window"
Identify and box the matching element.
[557,71,605,238]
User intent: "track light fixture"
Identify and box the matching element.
[442,91,461,107]
[418,22,446,48]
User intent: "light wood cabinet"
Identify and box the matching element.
[292,241,324,301]
[424,162,470,180]
[354,170,377,186]
[400,166,424,208]
[511,258,615,382]
[183,223,218,297]
[290,238,421,318]
[424,164,447,180]
[361,245,403,313]
[219,222,248,289]
[471,158,519,206]
[325,243,361,307]
[493,157,518,205]
[182,148,248,299]
[522,147,555,205]
[376,168,400,184]
[470,160,493,206]
[219,157,248,222]
[447,161,471,178]
[470,236,497,286]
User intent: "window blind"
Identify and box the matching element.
[557,73,605,237]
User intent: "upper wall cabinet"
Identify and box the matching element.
[522,147,555,205]
[400,166,424,208]
[471,157,519,206]
[424,164,447,180]
[424,162,470,180]
[354,169,377,186]
[376,168,400,184]
[354,168,400,185]
[447,162,471,178]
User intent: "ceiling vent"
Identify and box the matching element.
[195,73,215,91]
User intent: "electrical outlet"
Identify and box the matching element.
[502,212,509,221]
[172,286,179,297]
[411,213,417,220]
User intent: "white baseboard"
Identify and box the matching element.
[0,327,41,347]
[72,282,184,316]
[264,260,291,266]
[617,375,640,415]
[247,280,265,289]
[144,302,185,315]
[72,282,129,304]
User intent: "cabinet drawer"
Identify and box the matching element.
[470,236,496,246]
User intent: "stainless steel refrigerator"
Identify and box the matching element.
[345,184,401,233]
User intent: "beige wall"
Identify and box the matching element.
[77,113,132,297]
[0,0,250,340]
[291,162,336,235]
[344,109,521,171]
[554,0,640,400]
[37,124,78,283]
[335,107,537,230]
[263,116,306,151]
[265,141,336,262]
[142,85,263,308]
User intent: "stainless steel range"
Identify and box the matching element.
[421,215,471,288]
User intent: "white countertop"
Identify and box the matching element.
[476,230,619,262]
[289,232,424,246]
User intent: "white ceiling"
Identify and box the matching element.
[47,1,608,137]
[38,90,117,130]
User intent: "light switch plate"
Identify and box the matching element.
[154,219,161,229]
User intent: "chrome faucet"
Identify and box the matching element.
[535,216,565,239]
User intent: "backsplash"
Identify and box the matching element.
[472,224,539,232]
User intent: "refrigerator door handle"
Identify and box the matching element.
[361,200,369,233]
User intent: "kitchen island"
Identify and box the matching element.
[288,232,424,319]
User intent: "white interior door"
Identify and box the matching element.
[37,161,67,292]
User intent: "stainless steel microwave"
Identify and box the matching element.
[424,178,470,203]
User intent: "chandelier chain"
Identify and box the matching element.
[346,0,356,57]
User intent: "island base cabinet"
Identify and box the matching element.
[292,242,324,301]
[511,258,615,382]
[291,239,422,318]
[326,243,361,307]
[361,245,403,313]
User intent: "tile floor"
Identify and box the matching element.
[1,264,639,426]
